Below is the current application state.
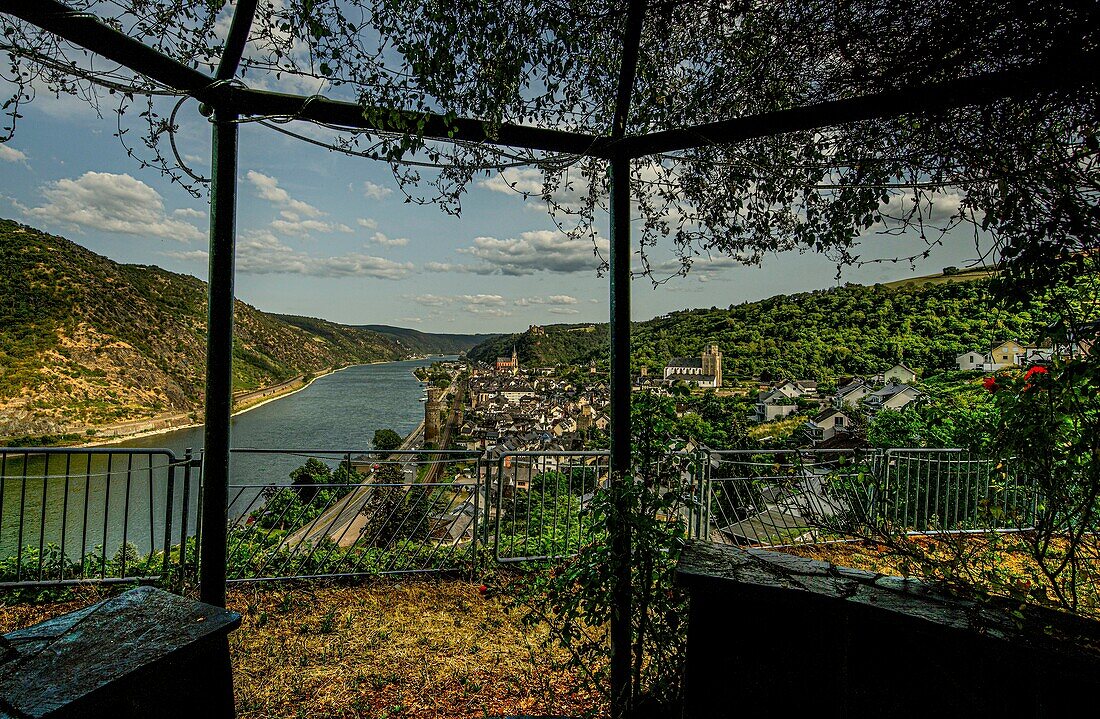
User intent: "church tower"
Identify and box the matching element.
[511,345,519,376]
[701,344,722,387]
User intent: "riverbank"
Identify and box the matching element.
[60,366,348,447]
[3,357,438,449]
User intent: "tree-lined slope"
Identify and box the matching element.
[0,220,444,441]
[347,324,492,355]
[470,280,1052,381]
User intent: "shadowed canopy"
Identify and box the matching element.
[2,0,1097,289]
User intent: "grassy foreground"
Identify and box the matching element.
[0,580,604,719]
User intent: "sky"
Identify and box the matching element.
[0,83,994,335]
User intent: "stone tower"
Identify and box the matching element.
[511,345,519,376]
[701,344,722,387]
[425,386,443,447]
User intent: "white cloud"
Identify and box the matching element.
[411,294,451,307]
[24,172,204,242]
[479,167,588,210]
[363,181,394,200]
[357,217,379,230]
[407,293,512,317]
[515,295,580,306]
[234,230,412,279]
[548,307,581,315]
[370,232,409,247]
[0,145,28,163]
[270,218,352,235]
[421,261,488,274]
[246,171,323,218]
[468,306,513,317]
[397,316,423,324]
[458,294,506,305]
[878,190,964,225]
[450,230,608,275]
[173,207,206,219]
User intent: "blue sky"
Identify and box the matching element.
[0,87,993,334]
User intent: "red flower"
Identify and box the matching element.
[982,376,998,392]
[1024,366,1049,380]
[1023,365,1049,391]
[478,584,488,595]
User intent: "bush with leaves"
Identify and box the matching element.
[986,360,1100,611]
[504,392,696,717]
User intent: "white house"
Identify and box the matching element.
[956,351,988,371]
[884,363,918,384]
[753,388,800,423]
[834,379,871,408]
[803,408,852,443]
[863,383,924,412]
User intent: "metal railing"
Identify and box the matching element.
[0,447,199,587]
[491,450,610,563]
[0,445,1042,589]
[224,449,484,581]
[703,449,863,546]
[702,448,1038,548]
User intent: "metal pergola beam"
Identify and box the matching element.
[1,0,611,157]
[615,49,1100,157]
[8,0,1096,164]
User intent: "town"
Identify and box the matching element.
[420,335,1088,457]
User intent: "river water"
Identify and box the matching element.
[0,358,444,561]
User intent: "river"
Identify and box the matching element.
[0,357,447,562]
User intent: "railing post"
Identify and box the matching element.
[199,110,238,608]
[162,451,176,583]
[179,447,193,593]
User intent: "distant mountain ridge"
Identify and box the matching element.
[0,219,491,443]
[351,324,492,355]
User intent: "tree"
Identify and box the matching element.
[289,457,331,504]
[507,392,693,715]
[372,428,403,453]
[358,464,432,548]
[3,3,1094,309]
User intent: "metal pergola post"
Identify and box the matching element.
[607,150,634,717]
[196,0,257,608]
[607,2,646,714]
[198,109,239,608]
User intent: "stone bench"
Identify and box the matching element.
[1,586,240,719]
[676,541,1100,719]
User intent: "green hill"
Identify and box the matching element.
[469,279,1053,381]
[467,324,609,368]
[350,324,494,355]
[0,219,458,442]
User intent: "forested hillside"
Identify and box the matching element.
[351,324,494,355]
[0,219,442,441]
[467,324,609,367]
[470,280,1054,381]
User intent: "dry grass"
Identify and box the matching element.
[0,580,605,719]
[781,534,1100,617]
